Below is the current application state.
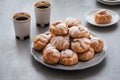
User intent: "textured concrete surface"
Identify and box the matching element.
[0,0,120,80]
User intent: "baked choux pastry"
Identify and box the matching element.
[95,9,112,24]
[33,32,52,50]
[69,26,90,38]
[91,37,104,52]
[32,17,106,66]
[71,38,91,53]
[78,47,94,61]
[42,44,60,64]
[50,35,70,50]
[64,17,81,28]
[59,49,78,66]
[50,21,68,35]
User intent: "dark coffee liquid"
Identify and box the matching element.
[37,5,48,9]
[16,17,28,21]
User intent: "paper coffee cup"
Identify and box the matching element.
[13,12,31,40]
[34,1,51,27]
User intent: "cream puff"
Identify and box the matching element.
[78,47,95,61]
[33,32,52,50]
[42,44,60,64]
[69,26,90,39]
[91,37,104,52]
[64,17,81,28]
[50,21,68,35]
[59,49,78,66]
[50,35,70,50]
[71,38,91,53]
[95,9,112,24]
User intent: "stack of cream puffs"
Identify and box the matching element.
[33,17,104,66]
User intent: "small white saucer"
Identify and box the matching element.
[84,9,119,27]
[97,0,120,5]
[102,0,120,3]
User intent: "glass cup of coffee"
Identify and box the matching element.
[13,12,31,40]
[34,1,51,27]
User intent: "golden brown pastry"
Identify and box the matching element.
[59,49,78,66]
[32,17,106,66]
[91,37,104,52]
[64,17,81,28]
[95,9,112,24]
[42,44,60,64]
[33,32,51,51]
[69,26,90,38]
[50,35,70,50]
[50,21,68,35]
[78,47,94,61]
[71,38,91,53]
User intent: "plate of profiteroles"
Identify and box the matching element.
[31,17,108,70]
[85,9,119,27]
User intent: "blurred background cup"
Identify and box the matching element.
[13,12,31,40]
[34,1,51,27]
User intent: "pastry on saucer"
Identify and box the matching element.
[95,9,112,24]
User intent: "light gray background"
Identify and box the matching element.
[0,0,120,80]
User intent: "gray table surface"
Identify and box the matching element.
[0,0,120,80]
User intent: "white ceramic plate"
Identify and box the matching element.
[102,0,120,3]
[97,0,120,5]
[31,33,108,70]
[84,9,119,27]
